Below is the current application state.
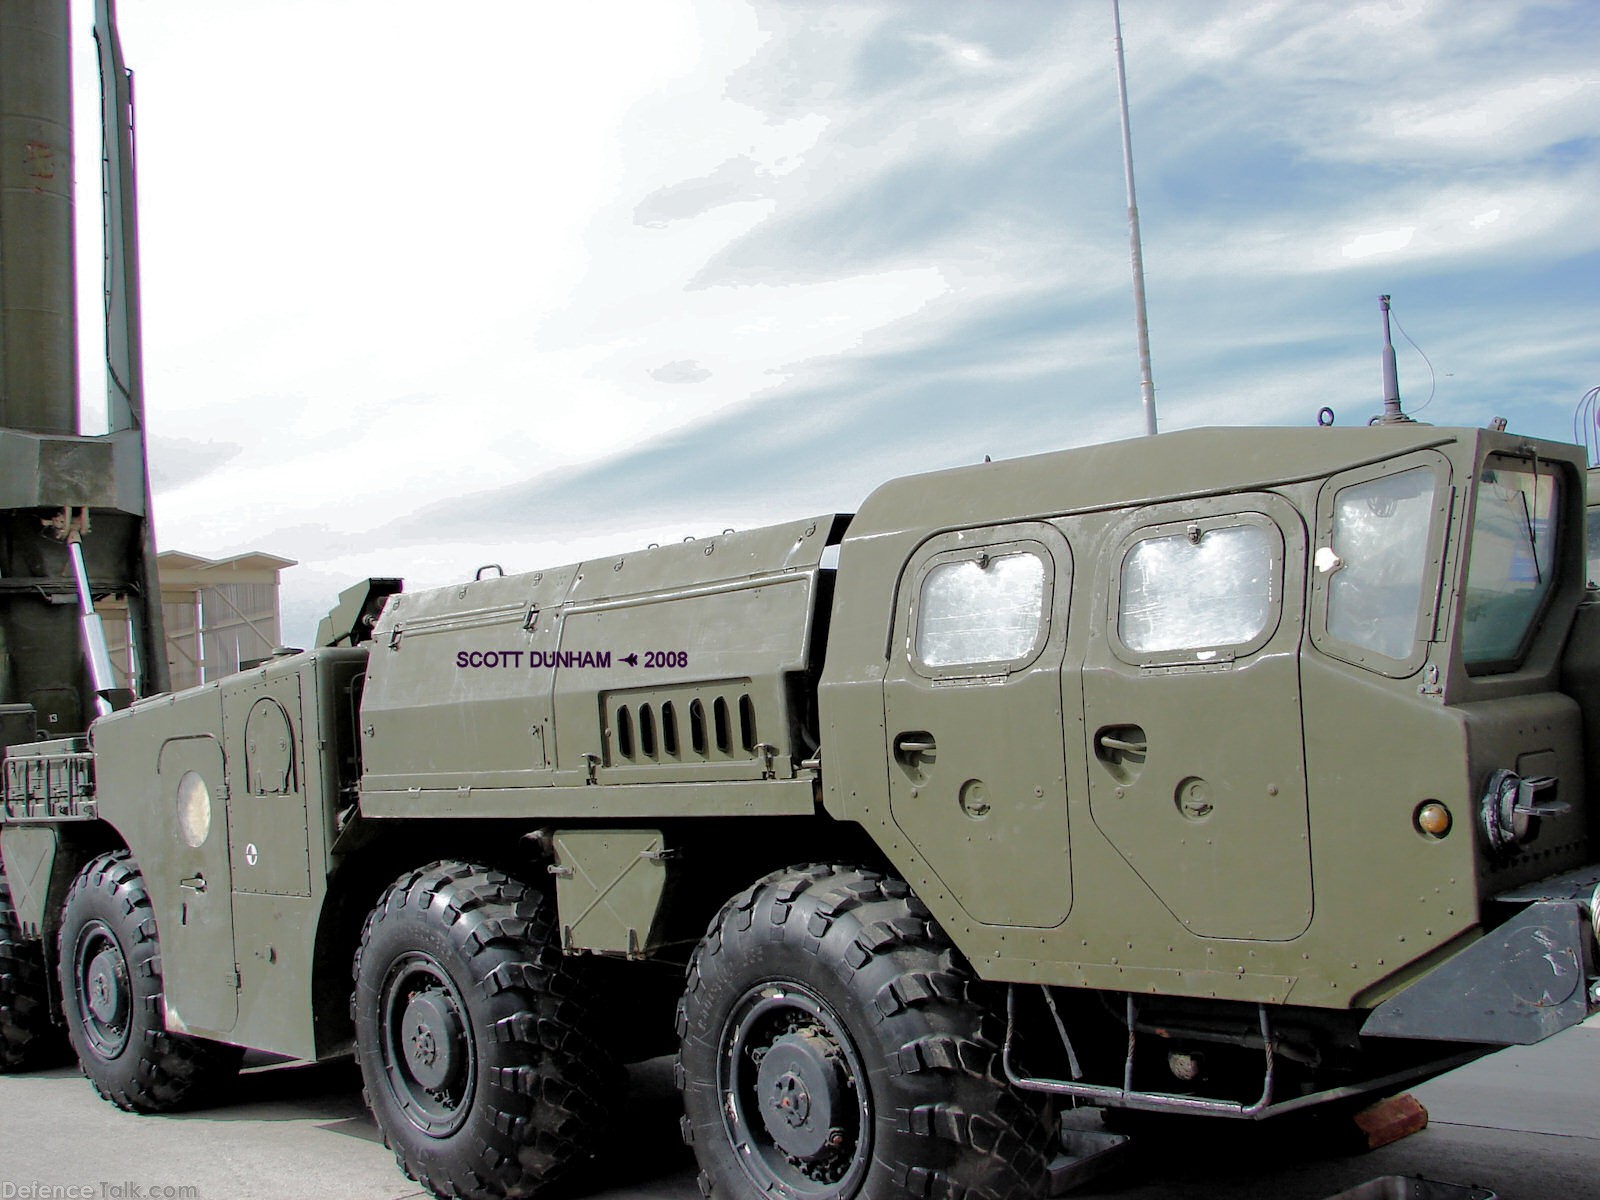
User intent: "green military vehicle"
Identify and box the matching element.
[4,417,1599,1200]
[2,3,1597,1197]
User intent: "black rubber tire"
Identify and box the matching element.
[677,864,1057,1200]
[0,862,67,1071]
[57,851,242,1110]
[352,861,621,1200]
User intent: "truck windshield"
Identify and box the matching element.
[1462,457,1560,669]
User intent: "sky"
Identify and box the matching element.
[62,0,1600,648]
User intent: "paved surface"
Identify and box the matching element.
[1,1018,1596,1200]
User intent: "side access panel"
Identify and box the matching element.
[361,516,845,818]
[222,650,365,1059]
[223,676,312,899]
[361,566,578,793]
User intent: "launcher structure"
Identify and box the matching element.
[0,0,166,753]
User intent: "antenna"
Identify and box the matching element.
[1112,0,1157,436]
[1375,295,1413,425]
[1573,384,1600,466]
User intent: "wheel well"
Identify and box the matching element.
[310,813,890,1063]
[0,823,126,1014]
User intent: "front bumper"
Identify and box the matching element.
[1362,864,1600,1046]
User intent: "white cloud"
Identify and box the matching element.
[1341,227,1417,261]
[1372,74,1596,154]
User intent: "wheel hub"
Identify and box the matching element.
[771,1071,812,1126]
[86,947,127,1025]
[719,981,873,1198]
[379,951,478,1139]
[73,921,133,1060]
[400,989,462,1093]
[755,1026,847,1163]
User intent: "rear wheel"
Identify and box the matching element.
[677,864,1056,1200]
[57,851,241,1110]
[352,861,621,1200]
[0,862,66,1070]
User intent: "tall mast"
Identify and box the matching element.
[1112,0,1158,436]
[97,0,169,692]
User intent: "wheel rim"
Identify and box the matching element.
[719,981,872,1199]
[379,952,476,1137]
[72,919,132,1060]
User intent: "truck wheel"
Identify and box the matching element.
[677,864,1056,1200]
[57,851,242,1110]
[1,863,66,1070]
[352,861,620,1200]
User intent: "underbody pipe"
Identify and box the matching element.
[1000,985,1482,1121]
[68,540,116,717]
[1001,987,1277,1117]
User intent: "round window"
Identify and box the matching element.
[176,770,211,847]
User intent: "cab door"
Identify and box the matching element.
[882,522,1074,929]
[157,733,238,1033]
[1080,495,1312,941]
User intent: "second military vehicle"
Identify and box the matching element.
[4,415,1600,1200]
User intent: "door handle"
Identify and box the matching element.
[1093,726,1148,785]
[180,874,207,893]
[1096,733,1147,755]
[893,732,937,784]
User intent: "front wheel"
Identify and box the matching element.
[677,864,1056,1200]
[352,861,621,1200]
[57,852,241,1110]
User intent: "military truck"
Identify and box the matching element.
[3,417,1599,1200]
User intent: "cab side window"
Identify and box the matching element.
[1110,513,1284,665]
[915,551,1047,669]
[1324,467,1436,660]
[1119,525,1275,655]
[1310,453,1450,677]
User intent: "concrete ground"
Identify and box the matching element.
[0,1018,1594,1200]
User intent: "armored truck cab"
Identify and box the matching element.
[4,422,1599,1200]
[824,425,1592,1013]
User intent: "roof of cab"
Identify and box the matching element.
[846,424,1489,538]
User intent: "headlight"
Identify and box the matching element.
[1480,769,1567,856]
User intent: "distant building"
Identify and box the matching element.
[101,550,295,693]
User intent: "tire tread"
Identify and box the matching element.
[352,860,621,1200]
[677,863,1055,1200]
[0,865,66,1070]
[57,851,240,1111]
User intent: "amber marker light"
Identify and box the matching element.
[1415,802,1452,838]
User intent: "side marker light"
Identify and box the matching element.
[1415,802,1452,838]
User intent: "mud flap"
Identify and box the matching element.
[550,829,670,956]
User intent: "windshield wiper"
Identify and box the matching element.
[1518,489,1543,585]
